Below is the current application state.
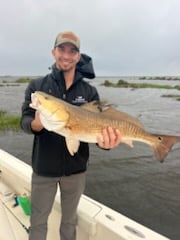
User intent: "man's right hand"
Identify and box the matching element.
[31,111,44,132]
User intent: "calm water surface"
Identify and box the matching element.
[0,76,180,240]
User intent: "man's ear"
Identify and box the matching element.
[51,48,55,58]
[77,53,81,63]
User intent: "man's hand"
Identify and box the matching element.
[31,111,44,132]
[97,126,122,149]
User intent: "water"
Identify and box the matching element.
[0,76,180,240]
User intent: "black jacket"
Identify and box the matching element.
[21,54,99,177]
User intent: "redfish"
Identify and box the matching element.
[30,91,180,162]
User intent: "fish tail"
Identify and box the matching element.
[152,135,180,162]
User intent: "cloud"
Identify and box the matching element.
[0,0,180,75]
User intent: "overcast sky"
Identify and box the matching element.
[0,0,180,76]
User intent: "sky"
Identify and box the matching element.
[0,0,180,76]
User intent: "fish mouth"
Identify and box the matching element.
[30,93,41,109]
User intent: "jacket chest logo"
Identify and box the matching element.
[72,96,87,104]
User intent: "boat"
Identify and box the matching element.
[0,148,170,240]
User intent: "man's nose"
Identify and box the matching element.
[62,50,71,58]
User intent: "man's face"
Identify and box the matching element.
[52,43,80,72]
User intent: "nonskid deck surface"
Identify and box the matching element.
[0,149,170,240]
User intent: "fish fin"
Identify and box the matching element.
[101,108,144,129]
[81,101,114,113]
[65,137,80,156]
[81,101,102,113]
[122,139,134,148]
[152,135,180,162]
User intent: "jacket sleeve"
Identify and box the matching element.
[20,80,37,134]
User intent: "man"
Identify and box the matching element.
[21,31,122,240]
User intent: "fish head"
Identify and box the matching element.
[30,91,69,122]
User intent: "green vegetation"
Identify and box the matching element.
[0,77,32,87]
[161,94,180,101]
[0,110,20,131]
[15,77,32,83]
[139,76,180,80]
[101,79,180,91]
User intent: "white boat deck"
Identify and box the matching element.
[0,149,170,240]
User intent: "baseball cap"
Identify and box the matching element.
[54,31,80,51]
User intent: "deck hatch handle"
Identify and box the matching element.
[124,225,146,238]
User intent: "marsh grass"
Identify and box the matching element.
[0,110,20,131]
[102,79,180,91]
[15,77,32,83]
[162,94,180,101]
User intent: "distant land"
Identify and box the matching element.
[0,75,180,80]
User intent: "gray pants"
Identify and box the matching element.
[29,172,86,240]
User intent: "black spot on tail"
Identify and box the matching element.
[153,135,180,162]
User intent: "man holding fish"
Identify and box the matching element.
[21,31,122,240]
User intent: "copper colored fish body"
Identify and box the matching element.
[30,91,180,161]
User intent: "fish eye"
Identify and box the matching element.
[158,136,163,141]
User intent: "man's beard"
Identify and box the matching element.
[57,60,75,72]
